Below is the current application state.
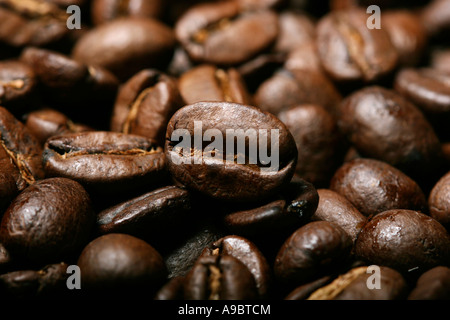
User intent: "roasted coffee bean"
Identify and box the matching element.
[223,178,319,237]
[428,171,450,229]
[330,158,427,217]
[97,185,192,239]
[0,171,18,214]
[420,0,450,36]
[20,47,119,106]
[382,10,427,67]
[408,266,450,300]
[307,266,408,300]
[0,178,95,265]
[355,209,450,276]
[0,0,70,48]
[0,60,36,110]
[284,41,323,74]
[91,0,164,25]
[0,262,69,299]
[77,233,167,298]
[274,221,353,286]
[175,1,279,66]
[165,101,297,202]
[0,106,44,192]
[183,254,258,300]
[395,68,450,115]
[43,131,166,195]
[255,68,342,116]
[430,49,450,74]
[201,235,271,299]
[337,86,443,184]
[24,108,92,146]
[278,104,343,187]
[110,69,183,145]
[72,17,176,81]
[273,11,316,54]
[312,189,367,243]
[178,64,252,105]
[316,8,398,83]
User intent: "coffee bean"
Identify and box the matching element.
[175,1,279,66]
[184,254,258,300]
[312,189,367,243]
[284,276,333,300]
[330,158,428,217]
[428,171,450,229]
[420,0,450,36]
[154,275,185,300]
[165,101,297,202]
[408,266,450,300]
[316,8,398,83]
[337,86,444,185]
[307,266,408,300]
[0,106,44,192]
[0,178,95,265]
[110,69,183,145]
[395,68,450,115]
[77,233,167,298]
[0,60,36,110]
[355,209,450,276]
[382,10,427,67]
[0,0,70,47]
[72,17,176,81]
[201,235,272,299]
[274,221,352,286]
[91,0,164,25]
[278,104,343,187]
[223,178,319,237]
[43,131,166,195]
[24,108,93,146]
[273,11,316,54]
[255,68,342,116]
[178,64,252,105]
[97,185,192,239]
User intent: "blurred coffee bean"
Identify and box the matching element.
[91,0,164,25]
[175,1,279,66]
[178,64,252,105]
[0,60,36,111]
[428,171,450,229]
[273,11,316,54]
[72,17,176,81]
[111,69,182,145]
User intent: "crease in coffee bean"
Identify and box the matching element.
[214,68,234,102]
[0,139,35,185]
[192,18,231,44]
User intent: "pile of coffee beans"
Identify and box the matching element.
[0,0,449,301]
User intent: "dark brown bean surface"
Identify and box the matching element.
[43,131,166,195]
[337,86,443,184]
[165,101,297,202]
[110,69,183,145]
[330,158,427,217]
[408,266,450,300]
[0,178,95,264]
[355,209,450,276]
[0,60,36,109]
[91,0,164,25]
[274,221,352,286]
[316,8,398,83]
[77,233,167,298]
[72,17,176,80]
[312,189,367,243]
